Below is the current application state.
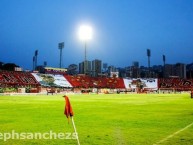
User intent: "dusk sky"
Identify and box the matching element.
[0,0,193,70]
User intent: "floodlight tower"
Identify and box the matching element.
[35,50,38,70]
[78,25,92,75]
[33,56,35,70]
[58,42,64,68]
[163,54,166,78]
[147,49,151,78]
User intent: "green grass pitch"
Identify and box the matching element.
[0,93,193,145]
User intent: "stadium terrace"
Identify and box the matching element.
[0,70,193,94]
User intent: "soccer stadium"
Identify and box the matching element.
[0,66,193,145]
[1,1,193,145]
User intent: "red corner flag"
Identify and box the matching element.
[63,95,74,120]
[63,95,80,145]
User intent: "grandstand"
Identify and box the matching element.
[158,78,193,91]
[0,71,39,87]
[0,70,193,94]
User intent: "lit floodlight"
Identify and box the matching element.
[78,25,92,41]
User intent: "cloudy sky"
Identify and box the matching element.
[0,0,193,70]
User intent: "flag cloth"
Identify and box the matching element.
[63,95,80,145]
[64,95,74,118]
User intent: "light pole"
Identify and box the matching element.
[78,25,92,75]
[58,42,64,68]
[163,54,166,78]
[33,56,35,70]
[147,49,151,78]
[34,50,38,70]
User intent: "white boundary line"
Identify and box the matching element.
[153,122,193,145]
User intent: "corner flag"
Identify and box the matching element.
[63,95,80,145]
[63,95,74,119]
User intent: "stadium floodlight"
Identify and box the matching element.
[58,42,64,68]
[163,54,166,78]
[78,25,92,41]
[33,56,35,70]
[34,50,38,70]
[147,48,151,78]
[78,25,92,75]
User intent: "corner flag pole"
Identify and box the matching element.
[63,95,80,145]
[71,117,80,145]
